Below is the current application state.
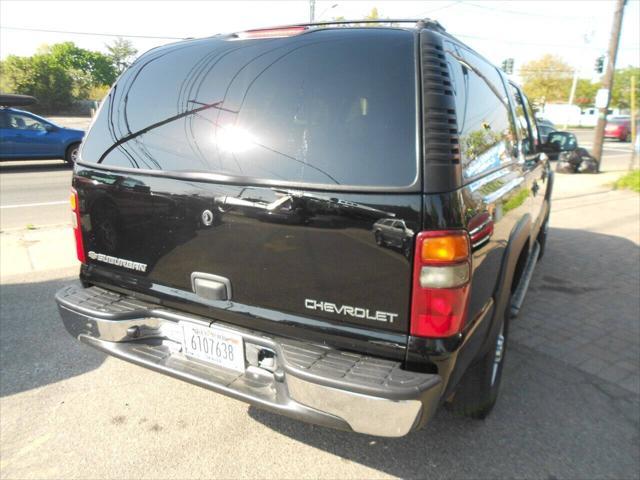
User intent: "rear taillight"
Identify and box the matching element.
[70,188,86,263]
[410,231,471,338]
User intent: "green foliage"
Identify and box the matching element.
[611,67,640,110]
[574,79,601,107]
[106,38,138,74]
[87,84,111,101]
[521,54,573,103]
[614,170,640,193]
[45,42,117,86]
[0,42,118,112]
[364,7,379,21]
[520,55,637,111]
[460,128,501,160]
[333,7,390,27]
[0,54,74,112]
[503,188,529,213]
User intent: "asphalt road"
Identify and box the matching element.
[0,160,72,230]
[1,268,638,479]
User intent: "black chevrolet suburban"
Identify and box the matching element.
[56,19,551,437]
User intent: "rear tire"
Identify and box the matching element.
[65,143,80,164]
[448,299,510,419]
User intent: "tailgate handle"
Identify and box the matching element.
[191,273,232,301]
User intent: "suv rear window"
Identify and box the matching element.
[84,29,418,188]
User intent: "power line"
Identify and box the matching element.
[462,1,596,20]
[452,31,638,51]
[416,0,463,16]
[0,25,187,40]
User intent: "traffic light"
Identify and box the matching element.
[501,58,514,75]
[595,55,604,74]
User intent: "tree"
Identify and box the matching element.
[332,7,392,27]
[610,67,640,110]
[0,42,117,112]
[0,54,74,112]
[520,54,573,104]
[106,38,138,74]
[44,42,117,86]
[574,79,602,107]
[364,7,380,21]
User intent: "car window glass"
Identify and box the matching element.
[0,112,9,129]
[444,43,517,180]
[89,30,418,188]
[509,84,534,155]
[521,93,539,147]
[548,133,563,148]
[8,113,45,131]
[548,133,576,150]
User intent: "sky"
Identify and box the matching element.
[1,0,639,82]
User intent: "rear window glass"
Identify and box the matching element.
[84,30,418,188]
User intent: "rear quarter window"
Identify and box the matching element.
[444,42,517,181]
[82,29,419,189]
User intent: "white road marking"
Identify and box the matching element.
[0,200,67,209]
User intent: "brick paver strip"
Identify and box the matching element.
[513,175,640,395]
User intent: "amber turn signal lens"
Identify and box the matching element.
[421,233,469,263]
[69,191,77,211]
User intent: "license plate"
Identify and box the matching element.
[180,322,245,372]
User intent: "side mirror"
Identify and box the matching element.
[44,124,56,132]
[544,141,561,152]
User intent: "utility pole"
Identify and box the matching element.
[592,0,627,172]
[310,0,316,22]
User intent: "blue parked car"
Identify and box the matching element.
[0,100,85,163]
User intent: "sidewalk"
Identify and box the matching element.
[0,226,77,281]
[511,171,640,395]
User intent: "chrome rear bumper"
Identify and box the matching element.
[56,284,442,437]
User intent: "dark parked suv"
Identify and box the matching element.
[56,19,551,437]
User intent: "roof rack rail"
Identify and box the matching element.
[242,18,446,31]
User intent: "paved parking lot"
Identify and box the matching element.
[1,151,638,478]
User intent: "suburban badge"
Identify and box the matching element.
[88,251,147,272]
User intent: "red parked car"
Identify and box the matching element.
[605,116,632,142]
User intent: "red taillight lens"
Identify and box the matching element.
[70,187,86,263]
[410,231,471,338]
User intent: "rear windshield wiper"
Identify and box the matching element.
[98,99,237,164]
